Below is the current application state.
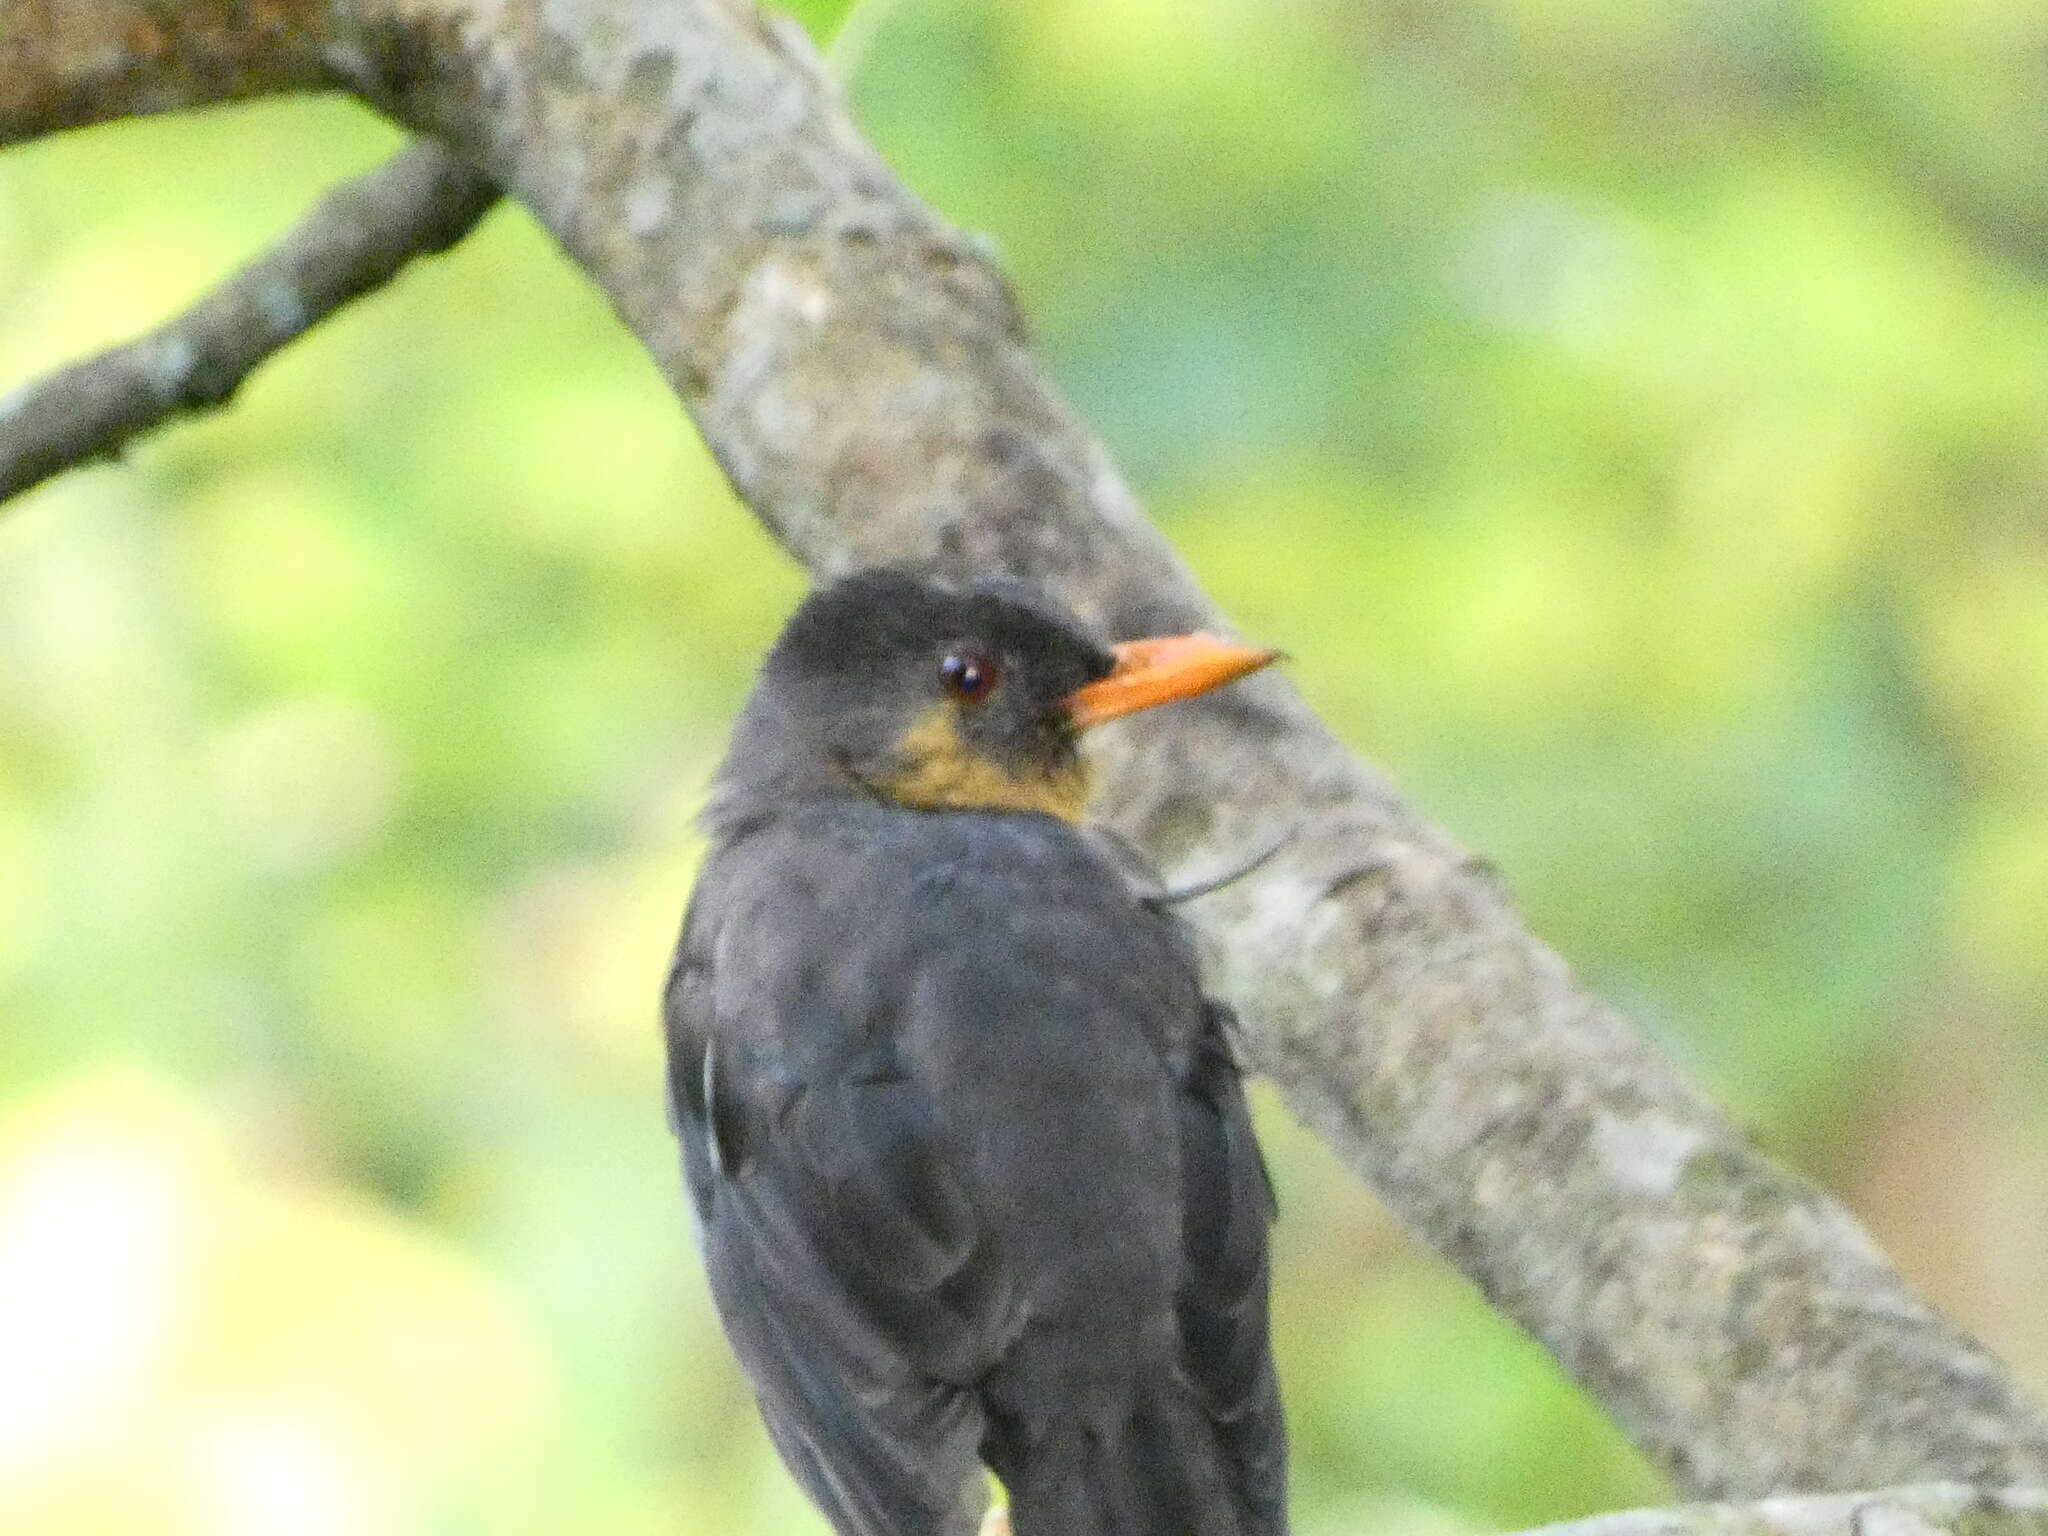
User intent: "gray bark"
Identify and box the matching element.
[1516,1484,2048,1536]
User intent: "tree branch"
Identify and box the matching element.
[1511,1483,2048,1536]
[0,141,496,502]
[5,0,2047,1504]
[0,0,330,146]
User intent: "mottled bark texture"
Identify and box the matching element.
[1520,1484,2048,1536]
[5,0,2047,1509]
[0,142,496,500]
[0,0,329,142]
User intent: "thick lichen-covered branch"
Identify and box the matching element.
[0,0,330,145]
[0,141,496,501]
[1512,1483,2048,1536]
[3,0,2046,1504]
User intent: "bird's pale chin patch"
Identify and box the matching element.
[871,707,1091,822]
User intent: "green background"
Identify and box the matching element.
[1,0,2044,1530]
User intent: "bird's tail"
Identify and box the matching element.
[998,1387,1252,1536]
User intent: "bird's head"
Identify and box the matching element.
[711,570,1278,825]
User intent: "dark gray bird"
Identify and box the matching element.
[663,570,1287,1536]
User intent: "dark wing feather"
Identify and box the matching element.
[665,884,1012,1536]
[1178,1004,1288,1533]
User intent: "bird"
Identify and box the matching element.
[663,569,1288,1536]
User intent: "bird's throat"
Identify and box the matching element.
[870,707,1090,822]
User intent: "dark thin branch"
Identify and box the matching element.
[0,141,497,503]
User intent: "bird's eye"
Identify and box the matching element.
[938,651,1000,703]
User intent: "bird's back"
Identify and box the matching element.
[667,800,1285,1535]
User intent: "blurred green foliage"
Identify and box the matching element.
[1,0,2044,1531]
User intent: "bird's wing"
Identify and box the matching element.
[1177,1003,1289,1533]
[1066,824,1290,1531]
[665,868,1013,1536]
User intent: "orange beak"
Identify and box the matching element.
[1064,633,1281,731]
